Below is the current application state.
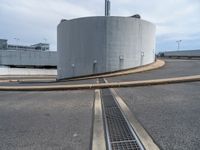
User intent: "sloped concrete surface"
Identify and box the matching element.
[107,59,200,82]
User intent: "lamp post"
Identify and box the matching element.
[176,40,182,51]
[43,38,47,50]
[105,0,111,16]
[14,38,20,50]
[14,38,20,44]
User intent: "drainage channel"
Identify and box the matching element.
[100,79,144,150]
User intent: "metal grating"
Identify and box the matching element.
[105,107,135,142]
[112,141,141,150]
[101,88,143,150]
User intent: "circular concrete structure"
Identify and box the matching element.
[57,16,156,79]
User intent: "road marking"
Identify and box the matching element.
[0,75,199,91]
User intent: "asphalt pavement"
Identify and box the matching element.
[0,90,94,150]
[0,58,199,150]
[107,59,200,82]
[114,82,200,150]
[106,58,200,150]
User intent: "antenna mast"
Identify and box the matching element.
[105,0,111,16]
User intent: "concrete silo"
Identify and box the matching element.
[57,16,156,79]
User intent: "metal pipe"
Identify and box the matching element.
[105,0,111,16]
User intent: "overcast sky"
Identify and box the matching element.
[0,0,200,52]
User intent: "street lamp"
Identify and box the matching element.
[43,38,47,51]
[14,38,20,50]
[176,40,182,51]
[14,38,20,44]
[105,0,111,16]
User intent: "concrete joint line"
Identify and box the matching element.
[92,89,106,150]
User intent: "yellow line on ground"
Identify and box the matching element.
[0,75,199,91]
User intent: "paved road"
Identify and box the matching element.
[114,82,200,150]
[107,59,200,82]
[106,59,200,149]
[0,59,199,150]
[0,90,94,150]
[2,59,199,87]
[108,58,200,150]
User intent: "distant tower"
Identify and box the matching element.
[105,0,111,16]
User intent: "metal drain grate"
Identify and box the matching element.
[101,88,143,150]
[112,141,141,150]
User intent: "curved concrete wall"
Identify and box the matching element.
[57,16,156,79]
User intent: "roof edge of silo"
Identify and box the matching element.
[58,16,155,26]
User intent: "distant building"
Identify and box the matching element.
[0,39,57,69]
[0,39,7,49]
[158,49,200,58]
[0,39,49,51]
[31,43,50,51]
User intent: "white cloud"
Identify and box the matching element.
[0,0,95,50]
[0,0,200,51]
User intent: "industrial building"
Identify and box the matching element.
[0,39,57,68]
[57,16,156,79]
[0,39,50,51]
[160,49,200,58]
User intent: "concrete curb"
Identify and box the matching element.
[92,89,106,150]
[62,59,165,81]
[0,75,199,91]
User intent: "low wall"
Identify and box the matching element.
[0,50,57,67]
